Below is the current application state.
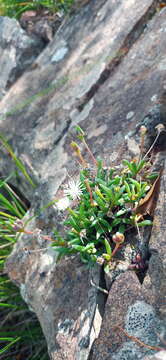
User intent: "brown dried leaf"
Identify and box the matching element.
[135,169,163,216]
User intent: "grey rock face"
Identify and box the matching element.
[0,16,44,99]
[115,301,164,360]
[108,301,165,360]
[143,351,166,360]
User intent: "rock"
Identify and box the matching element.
[0,16,45,99]
[1,0,166,359]
[5,208,104,360]
[19,9,62,43]
[0,0,164,195]
[142,156,166,317]
[130,91,166,153]
[90,271,143,359]
[143,351,166,360]
[115,301,164,360]
[91,287,165,359]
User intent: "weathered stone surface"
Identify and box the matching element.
[5,207,103,360]
[1,0,166,359]
[143,351,166,360]
[90,272,165,360]
[0,0,164,197]
[142,157,166,317]
[0,16,44,100]
[111,301,164,360]
[91,281,166,359]
[90,271,143,359]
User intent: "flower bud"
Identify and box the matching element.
[155,123,165,133]
[140,125,147,135]
[96,257,104,265]
[12,219,24,232]
[112,232,125,244]
[102,253,111,261]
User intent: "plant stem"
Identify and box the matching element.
[85,179,94,205]
[82,138,97,166]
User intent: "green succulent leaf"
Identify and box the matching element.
[118,224,125,233]
[72,244,86,252]
[137,220,152,227]
[129,178,141,192]
[68,238,81,245]
[122,159,133,172]
[65,216,81,232]
[124,180,131,197]
[93,193,107,210]
[112,218,122,227]
[146,172,158,180]
[130,161,137,174]
[104,238,112,256]
[102,253,111,261]
[116,208,127,217]
[75,125,85,137]
[99,183,114,199]
[136,159,146,173]
[104,264,110,273]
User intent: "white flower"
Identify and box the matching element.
[54,197,70,211]
[64,179,83,200]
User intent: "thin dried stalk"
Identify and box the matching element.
[114,325,164,351]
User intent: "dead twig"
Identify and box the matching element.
[85,179,94,206]
[90,279,108,294]
[114,325,164,351]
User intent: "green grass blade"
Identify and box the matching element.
[0,133,35,187]
[0,337,21,355]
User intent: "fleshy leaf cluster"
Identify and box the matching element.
[53,127,157,272]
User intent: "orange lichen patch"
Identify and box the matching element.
[159,3,166,8]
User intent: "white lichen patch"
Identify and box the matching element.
[151,94,157,102]
[51,47,68,63]
[159,27,166,33]
[39,250,55,269]
[126,111,135,120]
[127,137,140,156]
[20,283,34,312]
